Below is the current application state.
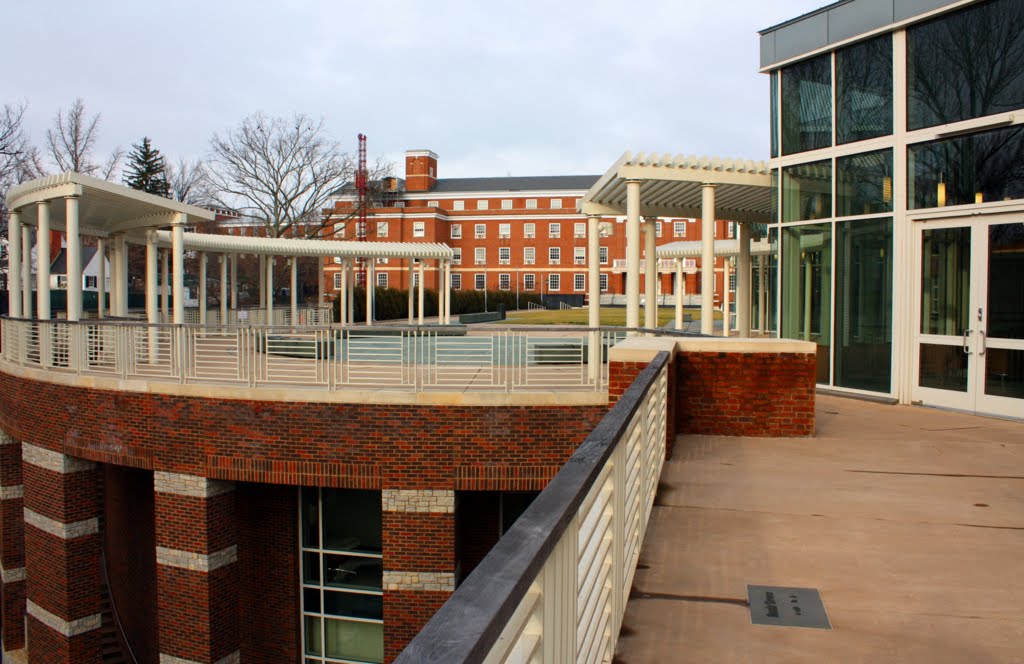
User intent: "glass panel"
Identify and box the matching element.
[322,489,381,554]
[303,552,320,585]
[323,554,382,592]
[325,619,384,664]
[781,53,832,155]
[836,150,893,217]
[770,170,779,224]
[301,487,319,548]
[782,160,832,222]
[836,34,892,144]
[908,125,1024,209]
[984,348,1024,399]
[920,227,971,336]
[769,228,779,335]
[303,587,321,613]
[781,224,832,384]
[835,218,893,393]
[304,615,323,656]
[770,71,779,158]
[907,0,1024,131]
[324,590,383,621]
[919,343,968,392]
[988,222,1024,340]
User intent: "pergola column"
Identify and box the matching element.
[21,228,31,318]
[290,257,298,324]
[317,257,325,307]
[675,258,685,331]
[160,249,169,322]
[417,260,425,325]
[65,196,82,322]
[198,252,208,326]
[643,218,657,330]
[115,234,128,318]
[258,255,266,311]
[759,255,768,334]
[407,262,414,324]
[229,253,238,312]
[95,238,105,318]
[265,255,274,321]
[366,262,375,326]
[8,211,21,318]
[722,259,731,338]
[145,232,159,362]
[347,262,355,325]
[700,184,716,335]
[340,260,348,325]
[220,255,228,324]
[737,223,752,338]
[35,201,51,322]
[625,180,642,332]
[587,215,601,379]
[172,218,185,325]
[444,260,452,325]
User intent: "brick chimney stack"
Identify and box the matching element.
[404,150,438,192]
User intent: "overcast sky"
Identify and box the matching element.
[7,0,824,179]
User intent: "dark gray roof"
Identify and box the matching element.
[428,175,600,193]
[50,247,98,275]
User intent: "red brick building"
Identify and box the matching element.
[325,150,738,307]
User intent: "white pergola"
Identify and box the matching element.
[6,172,455,327]
[580,151,772,337]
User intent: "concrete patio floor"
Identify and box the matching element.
[615,395,1024,664]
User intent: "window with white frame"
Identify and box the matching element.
[523,273,535,290]
[548,223,560,238]
[548,247,560,264]
[356,222,367,238]
[574,222,586,238]
[475,224,486,239]
[525,199,537,209]
[727,222,735,239]
[453,200,465,211]
[600,246,608,264]
[300,487,383,664]
[333,273,342,289]
[451,273,462,290]
[56,275,68,289]
[548,273,560,291]
[413,272,420,287]
[499,273,511,290]
[600,274,608,292]
[599,222,612,237]
[524,223,535,239]
[655,221,663,237]
[574,247,586,265]
[475,273,486,290]
[498,223,511,239]
[427,200,439,208]
[450,224,462,239]
[475,247,486,264]
[377,272,388,288]
[674,221,686,237]
[524,247,535,265]
[413,221,425,238]
[501,200,512,210]
[355,272,366,287]
[550,198,562,209]
[376,257,388,265]
[376,221,388,237]
[452,248,462,265]
[729,271,736,292]
[85,275,97,289]
[477,200,488,210]
[499,247,510,264]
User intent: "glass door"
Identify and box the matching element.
[914,216,1024,418]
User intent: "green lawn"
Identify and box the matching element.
[504,306,720,326]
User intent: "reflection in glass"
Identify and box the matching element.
[770,170,779,224]
[909,125,1024,209]
[303,552,320,585]
[770,71,779,158]
[302,487,319,548]
[323,554,382,592]
[322,489,381,554]
[304,587,321,614]
[919,344,968,392]
[304,615,323,656]
[836,150,893,217]
[988,223,1024,340]
[985,349,1024,399]
[782,224,832,384]
[835,219,892,393]
[769,228,779,335]
[324,591,383,621]
[325,620,383,664]
[908,0,1024,131]
[781,54,831,155]
[836,34,892,144]
[782,160,832,222]
[920,228,970,336]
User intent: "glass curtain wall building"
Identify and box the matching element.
[762,0,1024,418]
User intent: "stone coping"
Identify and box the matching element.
[609,336,816,363]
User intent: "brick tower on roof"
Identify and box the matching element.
[404,150,438,192]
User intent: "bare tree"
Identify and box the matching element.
[0,101,45,289]
[46,98,123,180]
[208,112,377,238]
[166,157,216,206]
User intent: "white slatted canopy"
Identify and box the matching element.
[657,239,774,258]
[579,151,772,224]
[150,230,453,260]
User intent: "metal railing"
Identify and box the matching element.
[0,317,631,394]
[177,305,334,326]
[396,352,669,663]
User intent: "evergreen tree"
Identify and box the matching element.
[123,137,169,196]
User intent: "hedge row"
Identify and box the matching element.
[333,288,542,322]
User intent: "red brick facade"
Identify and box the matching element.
[0,435,25,651]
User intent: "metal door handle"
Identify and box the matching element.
[963,329,972,354]
[979,330,986,356]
